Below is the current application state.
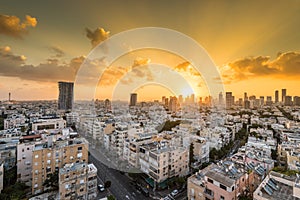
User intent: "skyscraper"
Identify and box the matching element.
[282,89,287,103]
[129,93,137,106]
[275,90,279,103]
[58,82,74,110]
[225,92,234,108]
[219,92,224,105]
[244,92,248,101]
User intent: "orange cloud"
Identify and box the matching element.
[85,27,110,47]
[0,14,37,38]
[221,51,300,83]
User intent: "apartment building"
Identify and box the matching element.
[139,143,189,185]
[17,142,36,186]
[0,160,3,193]
[59,163,97,200]
[32,117,66,132]
[253,171,300,200]
[188,162,256,200]
[31,137,88,194]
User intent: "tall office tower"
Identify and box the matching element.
[58,82,74,110]
[129,93,137,106]
[266,96,272,106]
[191,94,195,104]
[285,96,292,106]
[225,92,234,108]
[259,96,264,106]
[219,92,224,105]
[162,96,166,104]
[275,90,279,103]
[244,100,250,109]
[244,92,248,101]
[249,95,256,101]
[294,96,300,106]
[282,89,287,103]
[165,98,169,108]
[8,92,11,101]
[238,98,243,106]
[168,96,177,112]
[178,95,183,105]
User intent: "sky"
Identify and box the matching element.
[0,0,299,101]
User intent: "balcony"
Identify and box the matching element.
[204,188,214,199]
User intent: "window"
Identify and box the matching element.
[47,160,51,164]
[78,146,82,151]
[220,195,225,200]
[220,184,227,191]
[77,153,82,158]
[35,154,39,159]
[47,153,51,158]
[232,186,235,191]
[34,162,38,166]
[207,178,214,184]
[80,179,84,184]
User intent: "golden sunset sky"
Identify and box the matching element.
[0,0,299,101]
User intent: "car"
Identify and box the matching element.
[163,196,171,200]
[171,189,178,196]
[98,184,105,192]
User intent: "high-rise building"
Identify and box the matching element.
[191,94,195,104]
[58,82,74,110]
[225,92,234,108]
[284,96,292,106]
[129,93,137,106]
[259,96,264,106]
[168,96,177,112]
[219,92,224,105]
[294,96,300,106]
[275,90,279,103]
[282,89,287,103]
[244,100,250,109]
[266,96,272,106]
[178,95,183,105]
[244,92,248,101]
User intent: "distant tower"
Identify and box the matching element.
[129,93,137,106]
[219,92,224,105]
[244,92,248,101]
[9,92,11,102]
[282,89,287,103]
[275,90,279,103]
[168,96,177,112]
[225,92,234,108]
[58,82,74,110]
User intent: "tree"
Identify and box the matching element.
[43,171,59,190]
[104,180,111,189]
[107,195,116,200]
[189,142,195,167]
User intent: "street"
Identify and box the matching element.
[89,147,152,200]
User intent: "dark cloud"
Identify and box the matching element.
[49,46,65,58]
[0,14,37,38]
[0,46,81,82]
[222,51,300,83]
[85,27,110,47]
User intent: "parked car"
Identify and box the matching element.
[98,184,105,192]
[171,189,178,196]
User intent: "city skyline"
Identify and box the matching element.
[0,0,300,101]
